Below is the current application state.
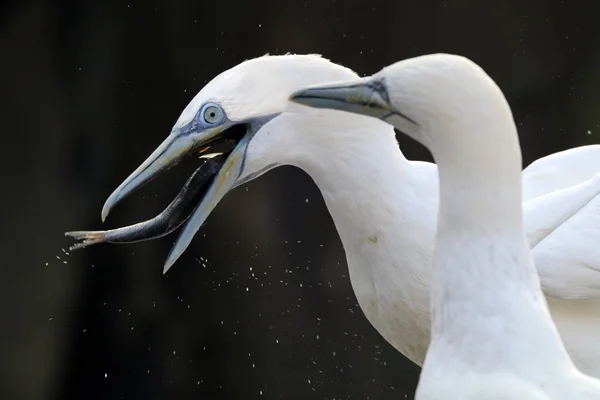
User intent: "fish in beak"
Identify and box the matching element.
[101,123,250,274]
[67,96,255,274]
[67,99,275,274]
[65,153,227,249]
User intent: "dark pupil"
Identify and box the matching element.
[206,108,217,121]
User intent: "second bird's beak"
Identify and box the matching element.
[288,77,395,119]
[101,122,249,273]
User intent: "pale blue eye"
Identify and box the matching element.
[200,103,224,125]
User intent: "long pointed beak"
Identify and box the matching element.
[288,78,396,119]
[101,125,226,222]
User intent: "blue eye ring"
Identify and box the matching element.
[199,102,225,126]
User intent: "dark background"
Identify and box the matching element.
[1,0,599,399]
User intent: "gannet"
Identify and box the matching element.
[290,53,600,399]
[66,54,600,377]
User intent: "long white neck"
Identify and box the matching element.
[270,109,435,352]
[282,110,414,246]
[424,99,573,370]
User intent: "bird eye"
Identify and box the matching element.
[201,103,224,125]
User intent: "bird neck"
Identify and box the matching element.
[286,113,435,317]
[426,116,573,370]
[292,116,412,246]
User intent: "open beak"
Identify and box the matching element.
[161,134,250,273]
[99,121,248,273]
[288,77,417,127]
[102,124,232,221]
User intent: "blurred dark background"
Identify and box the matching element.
[1,0,598,399]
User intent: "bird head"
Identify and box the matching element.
[100,54,368,272]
